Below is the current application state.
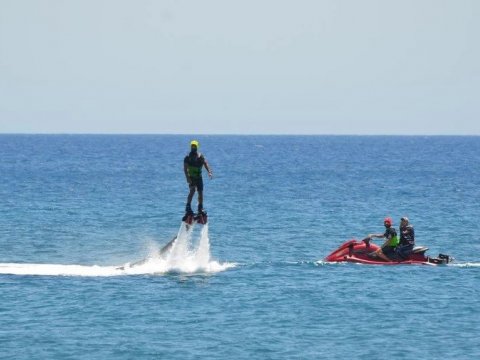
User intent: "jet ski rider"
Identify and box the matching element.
[395,217,415,259]
[184,140,213,216]
[367,217,399,261]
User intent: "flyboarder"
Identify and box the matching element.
[183,140,213,224]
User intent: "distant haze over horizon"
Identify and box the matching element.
[1,1,479,135]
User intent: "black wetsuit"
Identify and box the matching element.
[396,224,415,258]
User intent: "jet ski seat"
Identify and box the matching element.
[412,246,429,253]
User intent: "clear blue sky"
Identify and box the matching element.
[0,0,479,134]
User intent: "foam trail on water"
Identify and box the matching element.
[0,223,236,277]
[448,262,480,268]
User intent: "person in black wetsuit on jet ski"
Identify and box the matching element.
[395,217,415,259]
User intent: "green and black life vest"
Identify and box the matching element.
[384,227,399,247]
[184,152,205,179]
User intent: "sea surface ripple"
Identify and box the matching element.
[0,135,479,359]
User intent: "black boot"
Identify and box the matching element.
[195,204,208,224]
[185,203,193,215]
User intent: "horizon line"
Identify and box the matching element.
[0,132,479,137]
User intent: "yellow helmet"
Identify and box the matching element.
[190,140,199,148]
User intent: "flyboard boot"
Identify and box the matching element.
[182,203,195,225]
[195,204,208,225]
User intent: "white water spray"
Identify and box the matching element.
[0,223,235,277]
[156,222,216,273]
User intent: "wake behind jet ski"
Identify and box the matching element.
[325,238,451,265]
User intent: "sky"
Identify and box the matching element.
[0,0,479,135]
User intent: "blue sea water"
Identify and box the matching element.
[0,135,479,359]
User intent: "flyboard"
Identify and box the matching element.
[116,210,208,270]
[182,209,208,226]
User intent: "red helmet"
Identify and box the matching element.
[384,217,393,226]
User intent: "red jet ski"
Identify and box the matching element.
[325,239,451,265]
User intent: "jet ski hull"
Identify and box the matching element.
[325,239,450,265]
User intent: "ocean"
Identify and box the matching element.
[0,135,479,359]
